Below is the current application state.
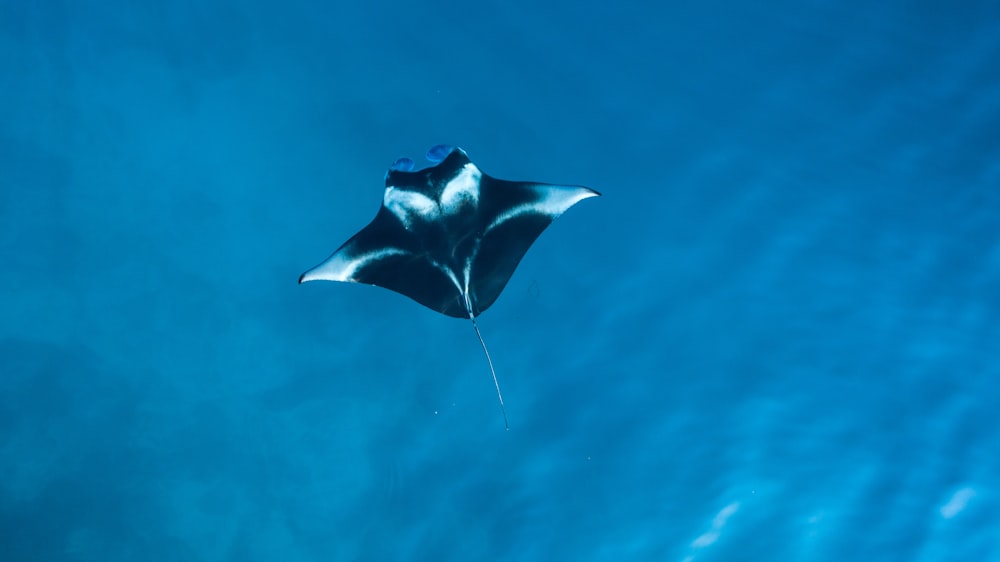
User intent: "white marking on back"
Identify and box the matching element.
[440,164,482,212]
[384,187,437,229]
[300,247,410,282]
[484,186,598,235]
[434,261,464,295]
[383,165,481,229]
[461,238,480,310]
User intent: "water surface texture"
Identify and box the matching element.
[2,1,999,560]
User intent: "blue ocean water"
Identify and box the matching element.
[2,0,998,560]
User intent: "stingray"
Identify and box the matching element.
[299,144,599,428]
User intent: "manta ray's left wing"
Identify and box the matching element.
[299,207,465,315]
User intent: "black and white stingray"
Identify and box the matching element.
[300,144,599,428]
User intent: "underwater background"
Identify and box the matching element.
[2,1,999,560]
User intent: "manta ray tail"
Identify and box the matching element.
[465,293,509,430]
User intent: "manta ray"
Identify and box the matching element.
[300,144,599,428]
